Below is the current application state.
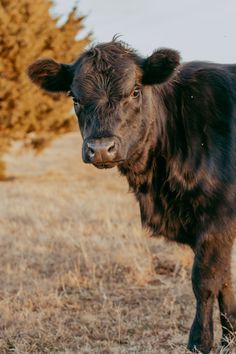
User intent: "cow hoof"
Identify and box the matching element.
[188,322,213,353]
[187,342,212,354]
[188,328,213,354]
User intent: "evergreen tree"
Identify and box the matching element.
[0,0,90,177]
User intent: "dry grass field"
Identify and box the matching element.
[0,132,236,353]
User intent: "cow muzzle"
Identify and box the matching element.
[82,137,123,168]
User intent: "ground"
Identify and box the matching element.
[0,132,235,354]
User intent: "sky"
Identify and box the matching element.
[53,0,236,63]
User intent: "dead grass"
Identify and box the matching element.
[0,132,235,353]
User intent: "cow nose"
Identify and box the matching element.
[87,141,115,159]
[85,138,119,164]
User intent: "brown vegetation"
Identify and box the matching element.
[1,132,235,353]
[0,0,89,177]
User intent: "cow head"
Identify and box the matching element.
[28,40,180,170]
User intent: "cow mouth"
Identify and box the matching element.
[93,160,124,169]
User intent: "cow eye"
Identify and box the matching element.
[67,91,81,107]
[73,97,80,106]
[131,86,141,98]
[67,90,74,98]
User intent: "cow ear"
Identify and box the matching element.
[27,58,73,92]
[142,48,180,85]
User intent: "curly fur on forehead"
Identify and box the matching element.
[81,40,140,73]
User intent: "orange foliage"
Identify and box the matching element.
[0,0,90,176]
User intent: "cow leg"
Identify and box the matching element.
[217,237,236,348]
[187,234,228,354]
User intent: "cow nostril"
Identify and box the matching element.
[107,142,116,154]
[87,145,95,158]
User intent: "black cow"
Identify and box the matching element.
[28,39,236,353]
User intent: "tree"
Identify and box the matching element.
[0,0,90,177]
